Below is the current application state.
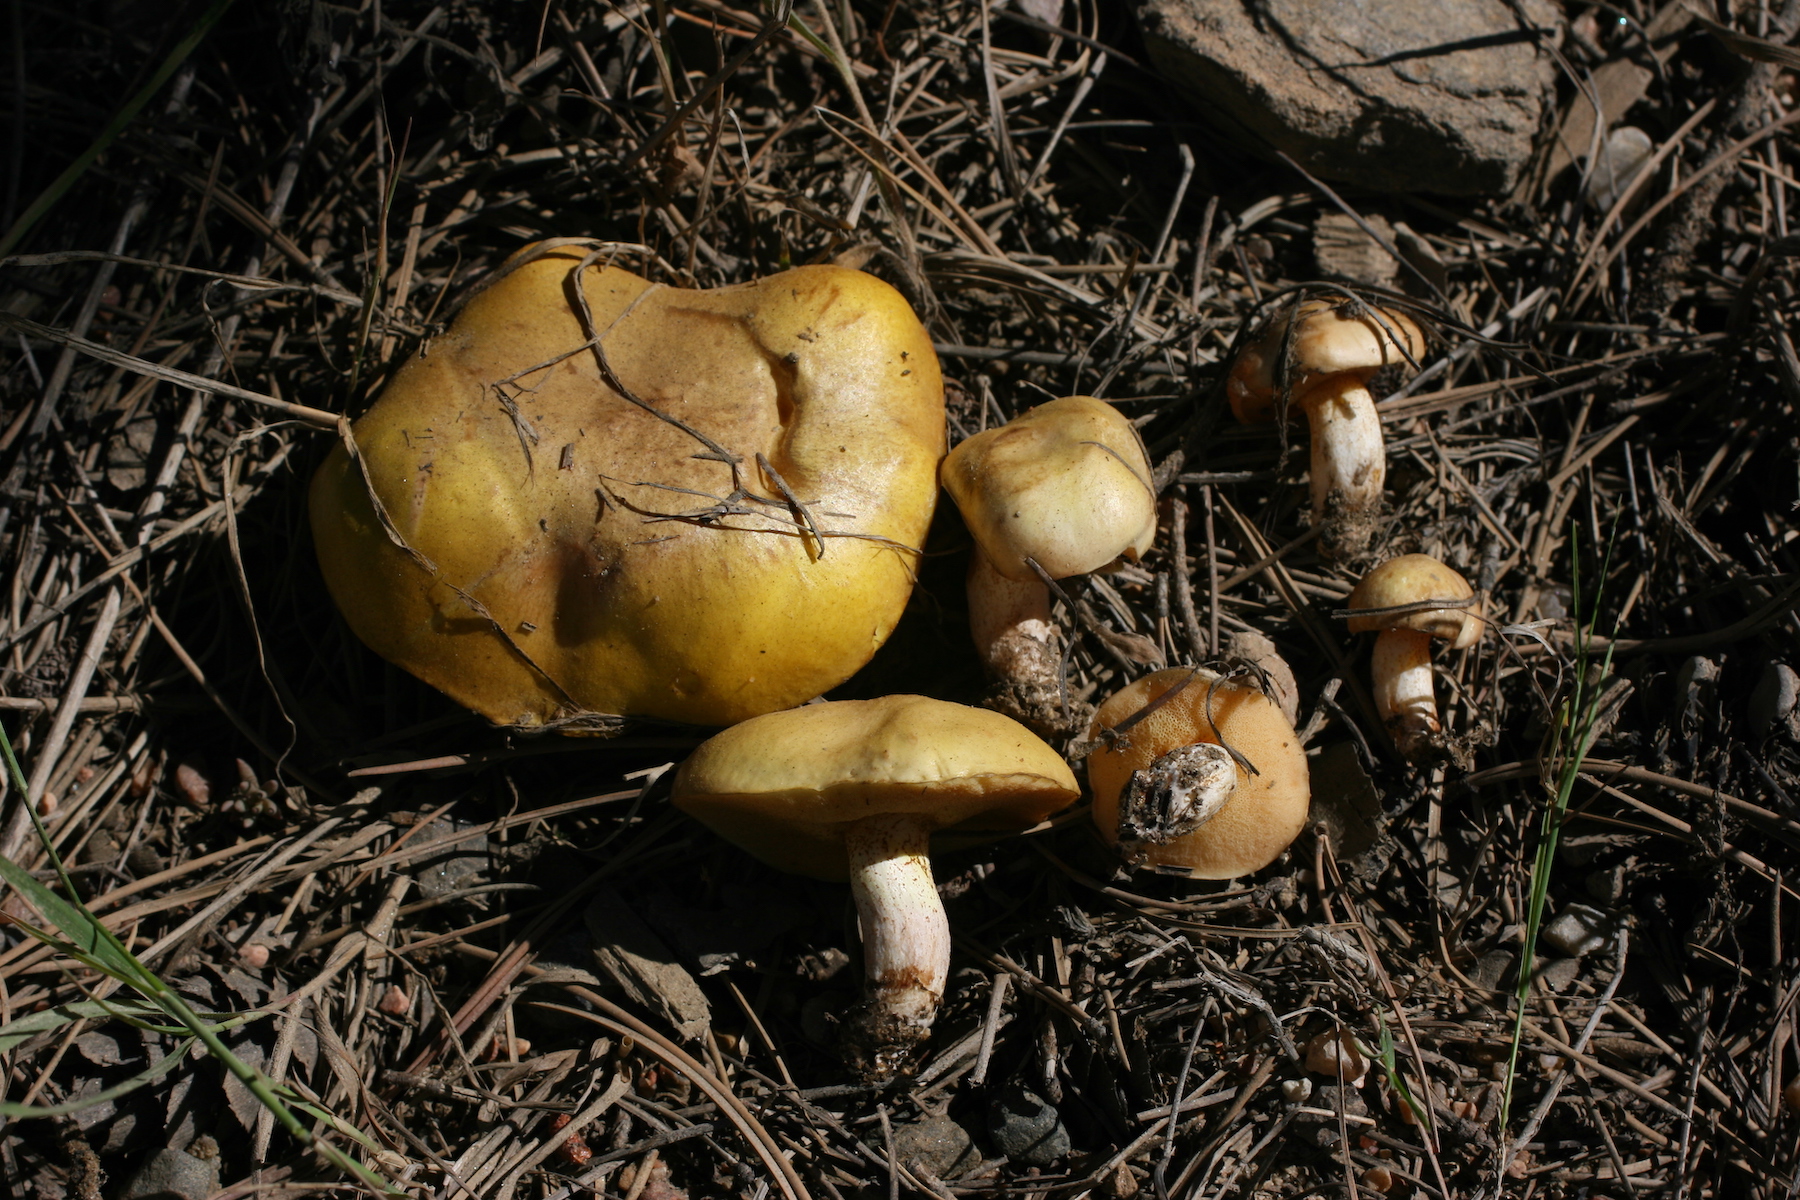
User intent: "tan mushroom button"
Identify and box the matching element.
[1346,553,1481,648]
[1227,298,1424,424]
[311,243,944,730]
[940,395,1155,582]
[1087,668,1310,878]
[1346,554,1482,760]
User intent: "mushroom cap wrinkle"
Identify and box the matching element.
[940,396,1156,581]
[672,695,1080,880]
[1088,668,1311,878]
[311,244,945,729]
[1346,554,1481,648]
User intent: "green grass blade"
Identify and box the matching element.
[1375,1016,1429,1129]
[0,1037,198,1117]
[1499,517,1622,1126]
[0,719,401,1195]
[0,1000,165,1053]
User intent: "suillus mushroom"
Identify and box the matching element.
[1226,298,1423,556]
[1345,553,1482,761]
[939,395,1157,733]
[1087,668,1310,877]
[670,694,1079,1078]
[311,241,944,729]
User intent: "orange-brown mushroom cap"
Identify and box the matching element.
[1087,669,1310,877]
[1345,554,1481,648]
[1227,299,1424,424]
[672,695,1080,881]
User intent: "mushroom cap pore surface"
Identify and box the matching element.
[940,396,1156,581]
[672,695,1079,879]
[1087,669,1310,878]
[1346,554,1481,647]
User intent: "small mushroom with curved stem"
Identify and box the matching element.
[1087,668,1310,877]
[941,395,1157,735]
[1345,553,1483,762]
[670,695,1079,1079]
[1227,297,1424,557]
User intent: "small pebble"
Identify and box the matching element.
[548,1114,593,1168]
[1541,902,1612,957]
[1280,1077,1312,1104]
[378,984,411,1016]
[1583,125,1653,210]
[987,1085,1070,1166]
[1360,1164,1395,1193]
[239,944,271,969]
[1750,663,1800,739]
[1303,1029,1367,1084]
[1101,1159,1139,1198]
[889,1113,978,1179]
[121,1146,220,1200]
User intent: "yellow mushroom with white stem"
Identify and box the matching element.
[1227,296,1424,557]
[670,695,1079,1080]
[1344,554,1483,762]
[939,395,1157,734]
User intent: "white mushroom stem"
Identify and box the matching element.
[967,550,1060,701]
[1370,627,1440,738]
[1300,376,1385,525]
[843,811,950,1047]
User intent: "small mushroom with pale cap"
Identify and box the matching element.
[1226,297,1423,556]
[1345,553,1482,762]
[940,396,1157,733]
[670,695,1079,1079]
[1087,668,1310,877]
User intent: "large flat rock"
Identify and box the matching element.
[1137,0,1559,196]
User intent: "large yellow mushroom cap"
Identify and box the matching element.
[1088,668,1311,877]
[1346,554,1481,648]
[310,244,945,729]
[672,695,1080,880]
[939,396,1156,582]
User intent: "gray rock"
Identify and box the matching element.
[583,888,713,1043]
[1313,212,1397,288]
[1583,126,1653,211]
[411,818,489,899]
[121,1146,220,1200]
[1135,0,1558,196]
[987,1086,1071,1166]
[1472,949,1513,991]
[1541,902,1613,957]
[1749,663,1800,739]
[890,1113,980,1179]
[1296,1082,1367,1148]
